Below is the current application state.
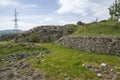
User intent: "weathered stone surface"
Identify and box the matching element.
[0,51,48,80]
[85,64,92,69]
[3,71,14,79]
[58,36,120,56]
[83,63,119,80]
[32,73,42,80]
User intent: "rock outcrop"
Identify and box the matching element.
[0,51,48,80]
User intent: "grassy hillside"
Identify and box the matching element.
[0,41,46,56]
[28,43,120,80]
[72,22,120,36]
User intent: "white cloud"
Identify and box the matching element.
[0,0,39,8]
[57,0,90,16]
[57,0,113,20]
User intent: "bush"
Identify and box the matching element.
[28,33,40,43]
[99,20,108,23]
[77,21,85,25]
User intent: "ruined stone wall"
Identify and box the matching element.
[58,36,120,56]
[16,24,77,42]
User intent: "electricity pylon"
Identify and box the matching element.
[13,9,19,34]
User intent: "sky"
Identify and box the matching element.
[0,0,113,30]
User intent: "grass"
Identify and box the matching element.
[28,43,120,80]
[72,22,120,37]
[0,41,46,56]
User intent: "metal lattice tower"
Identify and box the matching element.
[14,9,19,34]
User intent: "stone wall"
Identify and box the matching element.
[58,36,120,56]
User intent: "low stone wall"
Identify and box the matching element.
[58,36,120,56]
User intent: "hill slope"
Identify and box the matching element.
[0,29,23,36]
[72,22,120,37]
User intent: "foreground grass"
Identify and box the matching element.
[28,43,120,80]
[73,22,120,37]
[0,41,46,56]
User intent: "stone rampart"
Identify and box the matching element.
[58,36,120,56]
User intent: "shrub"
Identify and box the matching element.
[77,21,85,25]
[28,33,40,43]
[99,20,108,23]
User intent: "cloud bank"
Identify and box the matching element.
[57,0,113,20]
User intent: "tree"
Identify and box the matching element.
[109,0,120,21]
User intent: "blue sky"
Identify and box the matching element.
[0,0,113,30]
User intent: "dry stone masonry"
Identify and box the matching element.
[15,24,77,42]
[58,36,120,56]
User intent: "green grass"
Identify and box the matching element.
[28,43,120,80]
[72,22,120,36]
[0,41,46,56]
